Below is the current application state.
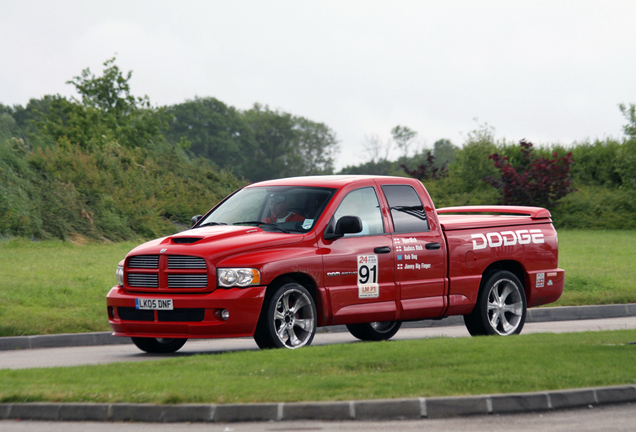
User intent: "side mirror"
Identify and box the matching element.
[324,216,363,240]
[191,215,203,227]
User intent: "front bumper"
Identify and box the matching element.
[106,286,267,339]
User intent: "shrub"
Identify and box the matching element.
[483,139,575,209]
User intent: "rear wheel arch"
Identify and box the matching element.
[480,260,527,292]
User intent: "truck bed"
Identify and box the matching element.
[436,205,553,231]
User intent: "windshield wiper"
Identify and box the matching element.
[197,222,227,228]
[234,221,291,233]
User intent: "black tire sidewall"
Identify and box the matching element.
[346,321,402,341]
[131,337,187,353]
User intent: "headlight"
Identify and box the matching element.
[116,265,124,287]
[217,268,260,288]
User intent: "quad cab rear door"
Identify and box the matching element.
[377,181,448,320]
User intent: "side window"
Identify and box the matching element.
[333,187,384,236]
[382,185,429,233]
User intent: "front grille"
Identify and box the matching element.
[168,256,206,269]
[116,307,205,322]
[129,255,159,269]
[168,274,208,288]
[125,254,209,291]
[128,273,159,288]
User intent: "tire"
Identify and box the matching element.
[346,321,402,341]
[131,337,187,353]
[254,283,317,349]
[464,270,527,336]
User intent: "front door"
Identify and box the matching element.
[320,186,396,325]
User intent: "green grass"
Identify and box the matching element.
[0,230,634,336]
[1,330,635,404]
[0,238,138,336]
[556,230,636,305]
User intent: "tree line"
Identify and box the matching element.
[1,58,635,241]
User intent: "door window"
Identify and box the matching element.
[333,187,384,236]
[382,185,429,233]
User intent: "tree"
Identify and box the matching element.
[401,151,448,181]
[242,104,339,181]
[483,139,575,208]
[391,125,418,158]
[35,57,167,150]
[433,139,458,167]
[67,57,141,116]
[438,122,499,193]
[292,117,339,176]
[361,134,392,163]
[619,103,636,139]
[165,97,255,177]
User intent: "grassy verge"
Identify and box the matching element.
[556,230,636,305]
[0,238,138,336]
[1,330,635,404]
[0,230,634,336]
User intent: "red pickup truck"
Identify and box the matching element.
[106,175,564,352]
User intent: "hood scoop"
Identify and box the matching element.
[171,237,203,244]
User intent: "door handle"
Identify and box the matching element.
[425,242,441,250]
[374,246,391,254]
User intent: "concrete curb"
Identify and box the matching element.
[1,303,635,351]
[0,385,634,423]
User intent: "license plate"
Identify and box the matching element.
[135,298,173,310]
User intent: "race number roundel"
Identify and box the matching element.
[357,254,379,298]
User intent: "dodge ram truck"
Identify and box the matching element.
[106,175,564,352]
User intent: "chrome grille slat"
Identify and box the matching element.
[168,255,207,269]
[128,255,159,269]
[168,274,208,288]
[128,273,159,288]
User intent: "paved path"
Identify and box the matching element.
[1,317,635,370]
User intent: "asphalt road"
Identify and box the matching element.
[1,317,635,370]
[2,404,635,432]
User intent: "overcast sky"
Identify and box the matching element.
[2,0,635,170]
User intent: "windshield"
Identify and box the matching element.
[197,186,336,234]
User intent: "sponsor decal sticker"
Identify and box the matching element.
[536,272,545,288]
[358,254,379,298]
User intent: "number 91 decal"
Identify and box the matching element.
[358,254,379,298]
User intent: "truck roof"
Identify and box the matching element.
[248,175,418,189]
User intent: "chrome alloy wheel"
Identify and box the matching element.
[486,278,524,335]
[273,287,316,349]
[370,321,398,333]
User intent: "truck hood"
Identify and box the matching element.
[127,226,306,261]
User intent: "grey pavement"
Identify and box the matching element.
[2,303,636,351]
[1,303,635,424]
